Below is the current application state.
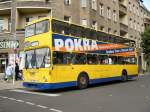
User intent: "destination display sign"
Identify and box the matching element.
[91,47,134,54]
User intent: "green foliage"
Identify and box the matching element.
[141,28,150,55]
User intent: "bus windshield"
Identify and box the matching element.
[25,20,49,38]
[25,48,50,69]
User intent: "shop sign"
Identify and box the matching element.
[0,40,19,49]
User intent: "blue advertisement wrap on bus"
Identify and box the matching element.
[52,33,134,54]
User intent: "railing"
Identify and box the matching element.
[0,32,11,39]
[144,18,150,24]
[120,23,128,32]
[0,29,25,38]
[119,3,127,14]
[16,1,51,8]
[0,0,11,2]
[0,0,11,9]
[16,29,25,37]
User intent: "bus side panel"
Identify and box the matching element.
[50,64,138,84]
[123,65,138,76]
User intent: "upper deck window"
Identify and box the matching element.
[25,24,35,37]
[36,20,49,35]
[25,20,49,38]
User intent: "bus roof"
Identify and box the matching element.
[25,16,135,46]
[25,16,51,26]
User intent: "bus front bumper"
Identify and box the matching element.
[23,81,77,90]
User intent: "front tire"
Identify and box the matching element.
[121,70,128,82]
[77,74,89,89]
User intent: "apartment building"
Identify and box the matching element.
[0,0,149,73]
[0,0,52,73]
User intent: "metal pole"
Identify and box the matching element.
[12,33,16,85]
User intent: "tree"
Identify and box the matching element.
[141,28,150,54]
[141,28,150,72]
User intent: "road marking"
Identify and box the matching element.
[0,95,63,112]
[108,94,113,97]
[10,89,61,97]
[26,102,35,105]
[50,108,63,112]
[16,99,24,103]
[37,105,48,109]
[0,96,8,99]
[7,97,16,101]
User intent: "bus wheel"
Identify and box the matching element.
[121,70,128,82]
[77,73,89,89]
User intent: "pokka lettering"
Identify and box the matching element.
[54,38,98,51]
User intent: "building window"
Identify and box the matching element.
[137,7,139,16]
[0,18,4,32]
[141,10,143,17]
[114,30,117,35]
[25,17,33,25]
[113,10,117,22]
[137,22,140,32]
[64,16,71,23]
[108,28,111,34]
[129,18,133,28]
[81,0,87,8]
[91,0,97,10]
[100,26,104,31]
[134,20,136,30]
[99,3,104,16]
[107,7,111,19]
[64,0,71,5]
[128,2,132,11]
[133,4,136,14]
[8,18,11,32]
[81,19,87,26]
[92,21,97,30]
[130,35,133,39]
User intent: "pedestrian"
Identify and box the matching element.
[5,64,13,82]
[15,63,20,81]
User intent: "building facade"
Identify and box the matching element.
[0,0,150,73]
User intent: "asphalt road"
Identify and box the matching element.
[0,75,150,112]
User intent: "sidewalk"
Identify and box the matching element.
[0,73,24,90]
[139,72,150,76]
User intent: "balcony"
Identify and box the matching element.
[16,1,51,14]
[144,17,150,24]
[0,0,11,15]
[0,32,11,40]
[143,17,150,28]
[119,3,127,16]
[120,23,128,33]
[16,1,51,8]
[16,29,25,38]
[0,0,11,8]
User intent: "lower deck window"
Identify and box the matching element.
[52,51,137,65]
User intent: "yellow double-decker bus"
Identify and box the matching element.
[23,17,138,90]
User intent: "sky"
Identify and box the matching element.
[143,0,150,11]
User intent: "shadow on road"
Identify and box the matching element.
[20,79,137,94]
